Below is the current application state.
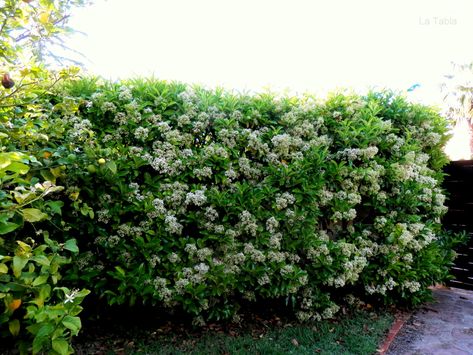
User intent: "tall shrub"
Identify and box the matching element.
[49,79,458,323]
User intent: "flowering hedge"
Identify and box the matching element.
[43,78,458,323]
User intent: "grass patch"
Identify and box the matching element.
[126,311,393,355]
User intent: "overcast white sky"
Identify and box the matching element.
[64,0,473,104]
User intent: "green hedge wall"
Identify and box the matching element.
[42,78,458,322]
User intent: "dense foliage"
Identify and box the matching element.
[32,78,460,325]
[0,0,90,353]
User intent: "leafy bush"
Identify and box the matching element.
[0,235,89,354]
[45,78,458,323]
[0,1,92,352]
[0,94,89,353]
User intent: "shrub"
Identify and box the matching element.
[45,78,458,323]
[0,0,92,352]
[0,93,89,353]
[0,235,89,354]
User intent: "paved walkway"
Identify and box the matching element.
[387,287,473,355]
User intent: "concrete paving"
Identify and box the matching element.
[387,287,473,355]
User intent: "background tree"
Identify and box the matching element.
[441,62,473,160]
[1,0,91,63]
[0,0,91,106]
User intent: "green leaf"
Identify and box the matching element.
[62,315,81,334]
[106,160,117,174]
[6,162,29,174]
[74,289,91,298]
[0,155,11,169]
[21,208,48,223]
[63,239,78,253]
[32,334,46,354]
[115,266,125,277]
[32,274,49,286]
[8,319,20,336]
[40,169,56,183]
[31,255,50,266]
[31,284,51,307]
[0,263,7,274]
[52,339,70,355]
[12,256,28,278]
[50,167,63,178]
[0,222,19,235]
[46,201,63,215]
[36,323,54,338]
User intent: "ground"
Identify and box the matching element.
[387,287,473,355]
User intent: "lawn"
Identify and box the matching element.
[73,309,394,355]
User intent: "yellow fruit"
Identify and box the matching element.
[98,158,106,165]
[43,151,52,159]
[38,12,49,24]
[9,299,21,311]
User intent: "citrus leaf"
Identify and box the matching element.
[32,274,49,286]
[21,208,48,222]
[0,155,11,169]
[8,319,20,336]
[0,222,19,235]
[0,263,7,274]
[74,289,91,298]
[12,256,28,278]
[36,323,54,337]
[6,162,29,174]
[31,255,50,266]
[52,338,70,355]
[40,169,56,183]
[62,315,81,334]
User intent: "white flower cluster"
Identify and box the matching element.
[365,277,397,296]
[238,157,262,180]
[238,211,258,236]
[66,116,94,143]
[185,189,207,206]
[335,146,378,160]
[164,215,183,235]
[326,255,367,288]
[243,242,266,262]
[266,217,279,233]
[134,126,149,140]
[403,280,421,293]
[332,208,357,222]
[275,192,296,210]
[128,182,146,202]
[97,209,110,224]
[152,198,166,215]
